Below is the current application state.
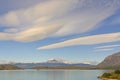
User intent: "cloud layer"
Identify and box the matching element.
[94,48,114,52]
[0,0,120,42]
[38,32,120,50]
[95,44,120,49]
[94,44,120,52]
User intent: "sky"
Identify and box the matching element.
[0,0,120,64]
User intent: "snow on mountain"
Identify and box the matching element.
[47,58,72,64]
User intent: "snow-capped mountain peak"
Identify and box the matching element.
[47,58,72,64]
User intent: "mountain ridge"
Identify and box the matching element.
[97,52,120,68]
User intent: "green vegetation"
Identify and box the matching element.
[98,70,120,80]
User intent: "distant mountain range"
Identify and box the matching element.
[12,58,92,68]
[1,51,120,70]
[97,52,120,69]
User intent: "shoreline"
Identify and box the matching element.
[100,78,118,80]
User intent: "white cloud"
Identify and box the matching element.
[0,60,9,64]
[4,28,19,33]
[0,33,13,40]
[14,23,63,42]
[0,0,120,42]
[0,60,15,64]
[94,48,114,52]
[95,44,120,49]
[93,44,120,52]
[37,32,120,50]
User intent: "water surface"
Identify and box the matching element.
[0,70,109,80]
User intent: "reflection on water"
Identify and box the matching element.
[0,70,108,80]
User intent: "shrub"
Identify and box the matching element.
[102,73,111,78]
[114,70,120,74]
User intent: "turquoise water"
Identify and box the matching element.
[0,70,107,80]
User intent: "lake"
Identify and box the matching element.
[0,70,110,80]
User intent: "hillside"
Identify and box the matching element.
[97,52,120,69]
[0,65,21,70]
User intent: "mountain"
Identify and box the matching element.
[47,58,71,64]
[97,52,120,69]
[0,64,21,70]
[13,58,92,68]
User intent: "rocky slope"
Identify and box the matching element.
[98,52,120,68]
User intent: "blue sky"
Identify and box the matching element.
[0,0,120,64]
